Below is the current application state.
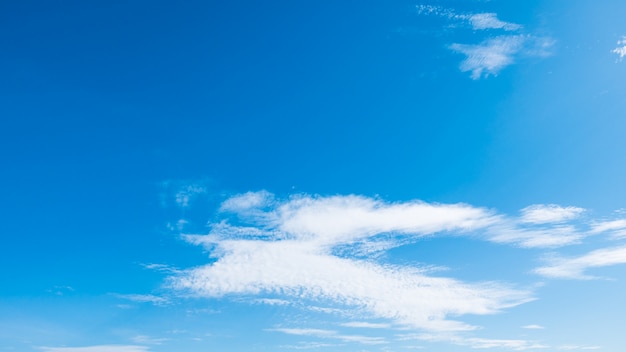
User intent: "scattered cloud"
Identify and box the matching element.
[486,223,584,248]
[401,333,547,350]
[175,184,207,208]
[270,328,387,345]
[613,36,626,61]
[163,191,622,348]
[46,285,75,296]
[130,336,168,345]
[522,324,545,330]
[141,263,181,274]
[520,205,585,224]
[416,5,521,31]
[254,298,292,305]
[417,3,553,79]
[113,294,170,306]
[534,245,626,279]
[341,321,391,329]
[220,190,274,213]
[279,342,339,350]
[558,346,602,350]
[469,13,521,31]
[590,219,626,238]
[39,346,149,352]
[159,179,209,209]
[450,35,525,79]
[169,192,532,333]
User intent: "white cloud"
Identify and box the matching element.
[417,4,553,79]
[220,190,274,212]
[520,205,585,224]
[469,13,521,31]
[341,321,391,329]
[534,245,626,279]
[130,336,168,345]
[590,219,626,238]
[402,333,547,350]
[613,36,626,61]
[416,5,521,31]
[271,328,387,345]
[165,191,624,348]
[522,324,545,329]
[169,193,532,333]
[175,184,206,208]
[40,346,149,352]
[450,35,526,79]
[254,298,292,305]
[486,224,584,248]
[558,346,602,350]
[113,294,169,306]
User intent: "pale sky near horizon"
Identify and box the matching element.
[2,1,626,351]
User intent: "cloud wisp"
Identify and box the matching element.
[613,36,626,61]
[161,191,626,349]
[39,346,149,352]
[416,5,521,31]
[534,245,626,279]
[270,328,387,345]
[169,192,533,333]
[417,3,554,79]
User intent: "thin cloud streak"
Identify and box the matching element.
[534,245,626,279]
[39,346,149,352]
[520,205,585,224]
[169,192,532,332]
[450,35,526,79]
[416,5,521,31]
[613,36,626,61]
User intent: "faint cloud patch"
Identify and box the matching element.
[520,204,585,224]
[39,346,149,352]
[450,36,525,79]
[270,328,387,345]
[159,179,210,209]
[416,5,521,31]
[522,324,545,329]
[130,336,168,345]
[469,13,521,31]
[612,36,626,61]
[417,3,554,79]
[450,35,554,79]
[113,294,170,306]
[534,245,626,279]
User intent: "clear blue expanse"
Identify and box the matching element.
[2,1,626,351]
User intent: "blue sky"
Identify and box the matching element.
[2,0,626,351]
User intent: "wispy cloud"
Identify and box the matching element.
[416,5,521,31]
[341,321,391,329]
[400,333,547,350]
[113,294,170,306]
[417,3,553,79]
[130,336,168,345]
[613,36,626,61]
[522,324,545,330]
[39,346,149,352]
[169,192,532,333]
[270,328,387,345]
[159,179,209,209]
[469,13,522,31]
[557,345,602,350]
[162,191,623,348]
[534,245,626,279]
[520,205,585,224]
[486,223,584,248]
[450,35,523,79]
[590,219,626,238]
